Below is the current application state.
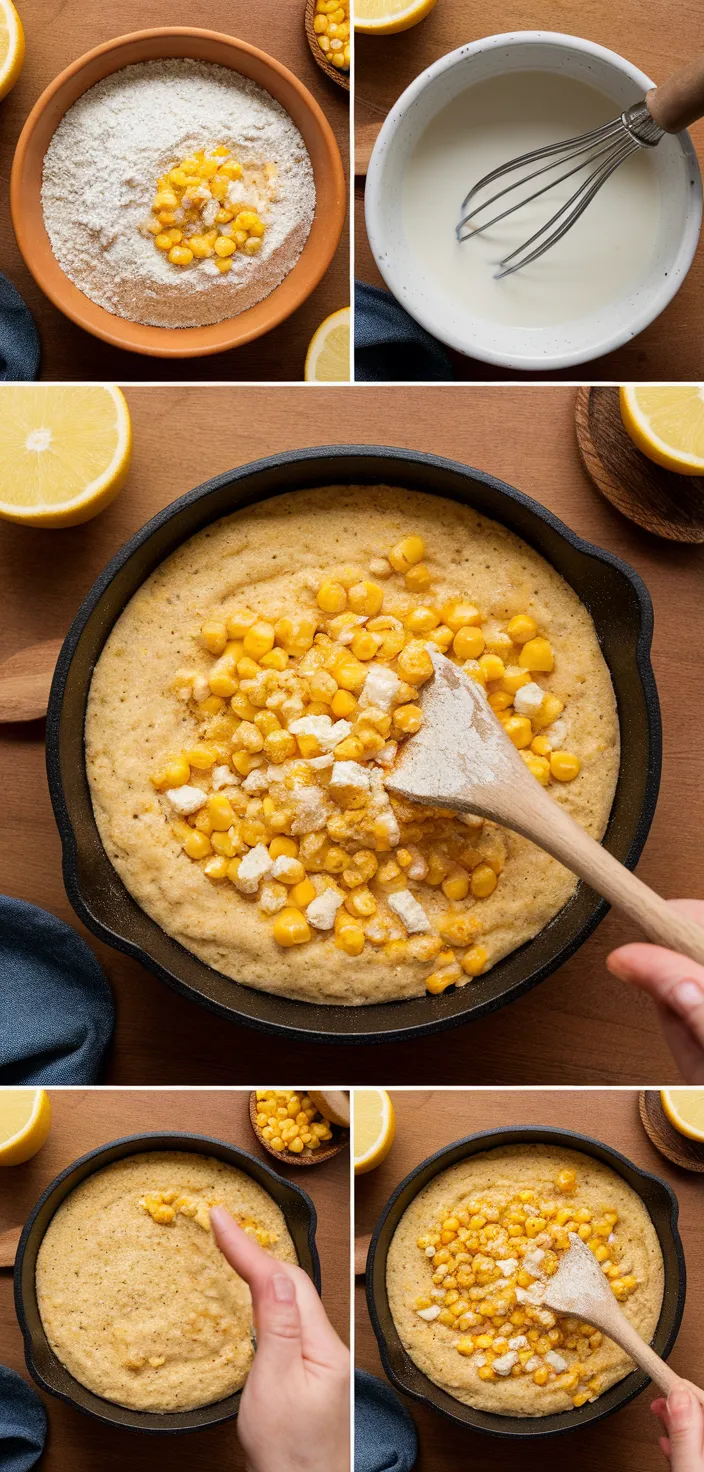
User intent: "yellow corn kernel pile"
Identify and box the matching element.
[313,0,350,70]
[139,1188,276,1245]
[255,1089,335,1153]
[152,530,583,992]
[412,1167,637,1408]
[146,146,268,273]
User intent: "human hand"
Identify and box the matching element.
[210,1207,350,1472]
[651,1383,704,1469]
[607,899,704,1082]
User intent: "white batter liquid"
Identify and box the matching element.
[402,71,662,328]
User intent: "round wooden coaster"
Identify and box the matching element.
[304,0,350,92]
[575,386,704,544]
[639,1090,704,1173]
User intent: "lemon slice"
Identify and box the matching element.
[354,0,438,34]
[304,306,351,383]
[354,1088,395,1175]
[620,385,704,476]
[0,385,132,526]
[660,1089,704,1143]
[0,1088,51,1166]
[0,0,24,102]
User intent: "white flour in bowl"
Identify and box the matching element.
[41,59,317,329]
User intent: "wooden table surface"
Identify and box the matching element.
[0,0,349,382]
[355,1089,704,1472]
[1,382,703,1085]
[0,1087,349,1471]
[354,0,704,381]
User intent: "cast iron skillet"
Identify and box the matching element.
[365,1124,683,1436]
[14,1130,320,1434]
[46,446,661,1045]
[366,1125,685,1439]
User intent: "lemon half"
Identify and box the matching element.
[354,1088,395,1174]
[661,1089,704,1143]
[304,306,351,383]
[0,1088,51,1166]
[620,385,704,476]
[354,0,438,34]
[0,385,132,526]
[0,0,24,102]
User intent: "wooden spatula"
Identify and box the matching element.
[0,638,62,722]
[544,1234,704,1402]
[386,651,704,965]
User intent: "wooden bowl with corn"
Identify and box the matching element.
[250,1089,349,1166]
[305,0,350,92]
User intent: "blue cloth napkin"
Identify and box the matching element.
[0,1368,47,1472]
[0,275,40,382]
[354,280,454,382]
[355,1371,418,1472]
[0,897,114,1084]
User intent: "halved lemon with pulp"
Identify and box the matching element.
[660,1089,704,1143]
[0,0,25,102]
[0,385,132,526]
[0,1088,51,1166]
[354,1088,395,1174]
[304,306,350,383]
[620,384,704,475]
[354,0,438,34]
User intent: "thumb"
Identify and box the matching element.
[607,943,704,1048]
[667,1386,704,1470]
[210,1207,303,1376]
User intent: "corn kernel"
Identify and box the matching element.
[168,245,193,266]
[518,637,554,673]
[479,653,505,682]
[470,864,498,899]
[203,855,229,880]
[183,830,212,860]
[405,564,431,593]
[507,614,538,645]
[348,580,384,616]
[461,944,488,977]
[392,704,423,735]
[521,751,551,785]
[201,621,228,655]
[273,908,311,947]
[335,918,365,955]
[331,689,357,719]
[453,626,486,660]
[550,751,581,782]
[441,868,470,901]
[317,579,347,613]
[389,535,425,572]
[397,642,434,686]
[502,715,533,750]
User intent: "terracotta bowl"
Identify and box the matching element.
[10,27,346,359]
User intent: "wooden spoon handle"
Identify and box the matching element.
[488,785,704,966]
[647,56,704,132]
[598,1310,704,1402]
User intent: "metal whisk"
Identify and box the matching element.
[457,57,704,279]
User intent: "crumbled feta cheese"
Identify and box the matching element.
[416,1305,441,1321]
[513,681,545,716]
[387,889,430,934]
[309,754,334,770]
[547,718,567,747]
[407,851,428,881]
[288,715,352,751]
[496,1258,518,1277]
[271,855,301,882]
[360,663,402,712]
[524,1355,542,1373]
[508,1335,528,1351]
[235,844,273,894]
[336,616,367,644]
[290,786,330,834]
[369,557,391,579]
[258,881,287,915]
[545,1351,567,1372]
[475,1355,486,1368]
[211,765,239,791]
[329,761,371,799]
[326,720,354,749]
[492,1351,518,1377]
[165,785,207,816]
[192,674,210,703]
[306,889,344,930]
[425,1246,436,1258]
[202,197,219,225]
[242,769,270,795]
[515,1283,545,1306]
[375,741,398,768]
[524,1248,546,1272]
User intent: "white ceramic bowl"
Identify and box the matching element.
[365,33,702,372]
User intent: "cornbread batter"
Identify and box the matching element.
[387,1145,664,1416]
[86,486,619,1005]
[36,1152,296,1412]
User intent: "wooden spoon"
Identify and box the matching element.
[386,652,704,966]
[0,1225,21,1268]
[0,638,62,722]
[544,1234,704,1402]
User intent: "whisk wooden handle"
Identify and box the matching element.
[647,55,704,132]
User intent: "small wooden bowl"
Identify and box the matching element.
[11,27,346,359]
[304,0,350,93]
[249,1092,349,1167]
